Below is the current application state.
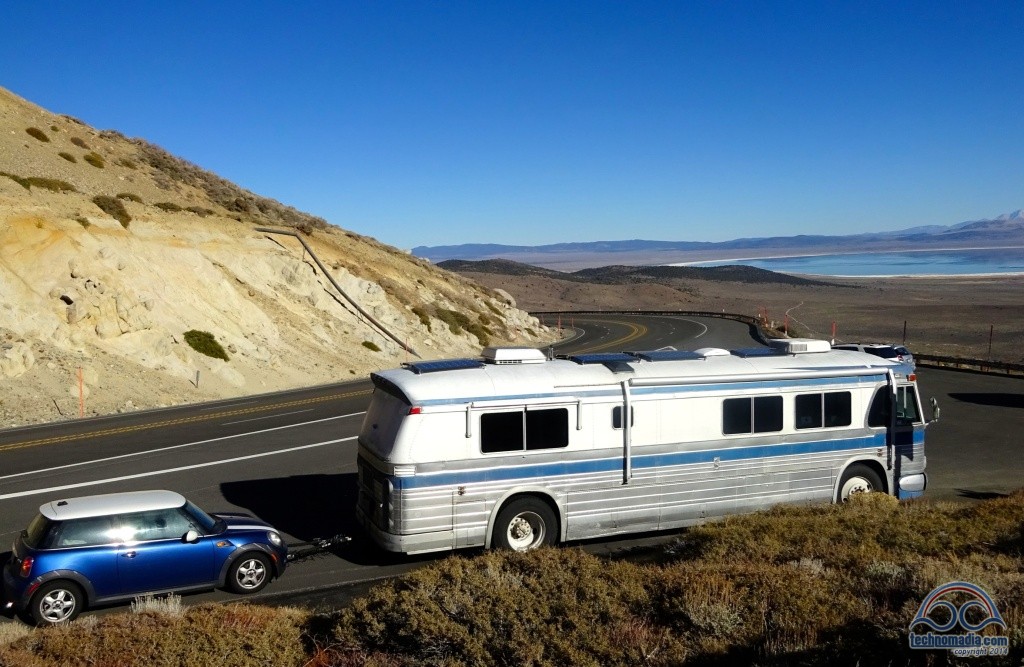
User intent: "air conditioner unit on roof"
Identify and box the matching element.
[482,346,547,364]
[767,338,832,354]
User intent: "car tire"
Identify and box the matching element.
[492,497,558,551]
[30,580,84,625]
[227,552,271,594]
[837,464,884,502]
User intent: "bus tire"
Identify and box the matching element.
[493,497,557,551]
[837,464,884,502]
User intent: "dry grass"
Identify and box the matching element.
[2,492,1022,665]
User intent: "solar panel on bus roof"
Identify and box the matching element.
[563,352,636,365]
[630,350,703,361]
[402,358,485,374]
[730,347,785,358]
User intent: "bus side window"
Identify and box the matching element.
[723,396,782,435]
[896,387,920,424]
[612,406,634,429]
[526,409,569,450]
[481,411,523,453]
[867,388,889,427]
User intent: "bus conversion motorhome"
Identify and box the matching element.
[356,339,934,554]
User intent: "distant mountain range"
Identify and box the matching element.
[414,210,1024,269]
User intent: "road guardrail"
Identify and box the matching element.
[533,310,1023,379]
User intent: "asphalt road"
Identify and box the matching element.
[1,313,1021,621]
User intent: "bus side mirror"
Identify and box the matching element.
[929,397,940,424]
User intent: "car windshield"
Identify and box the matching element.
[184,501,224,534]
[23,514,53,549]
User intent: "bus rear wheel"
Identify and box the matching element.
[493,497,557,551]
[837,464,884,502]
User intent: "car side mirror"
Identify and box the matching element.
[184,530,200,543]
[928,397,940,424]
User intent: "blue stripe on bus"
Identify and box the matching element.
[413,374,887,407]
[395,433,887,490]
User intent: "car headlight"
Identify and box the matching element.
[267,531,282,547]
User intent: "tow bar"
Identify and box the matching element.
[286,534,352,562]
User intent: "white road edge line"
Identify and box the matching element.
[0,437,356,501]
[0,412,366,482]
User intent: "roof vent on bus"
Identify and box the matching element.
[767,338,833,354]
[481,346,547,365]
[693,347,730,358]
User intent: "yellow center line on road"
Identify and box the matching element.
[570,319,649,354]
[0,389,371,454]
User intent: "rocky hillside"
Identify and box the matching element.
[0,87,552,427]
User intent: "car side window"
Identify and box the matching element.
[118,508,195,543]
[51,516,117,548]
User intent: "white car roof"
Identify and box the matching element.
[39,490,187,521]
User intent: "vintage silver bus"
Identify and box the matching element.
[356,339,934,554]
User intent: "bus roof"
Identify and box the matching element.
[372,346,910,406]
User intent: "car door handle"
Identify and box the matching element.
[121,551,137,558]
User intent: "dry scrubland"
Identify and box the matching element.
[0,87,552,427]
[454,267,1024,364]
[1,491,1022,666]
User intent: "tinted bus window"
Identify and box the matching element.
[754,396,783,432]
[481,411,523,453]
[795,394,823,429]
[612,406,634,429]
[526,409,569,450]
[724,396,783,434]
[723,398,751,434]
[824,392,852,427]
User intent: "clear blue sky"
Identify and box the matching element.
[2,2,1022,248]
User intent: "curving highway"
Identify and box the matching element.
[1,313,1021,620]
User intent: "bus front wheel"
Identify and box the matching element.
[493,497,557,551]
[837,464,884,502]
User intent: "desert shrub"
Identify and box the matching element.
[131,137,329,232]
[1,172,77,192]
[58,151,77,163]
[335,548,665,666]
[183,330,229,361]
[478,313,491,326]
[185,205,214,217]
[75,217,90,228]
[362,341,381,352]
[117,158,137,169]
[666,491,1024,570]
[83,151,105,168]
[116,192,143,203]
[296,221,313,235]
[155,201,183,212]
[28,177,77,192]
[0,603,309,667]
[466,322,491,346]
[70,136,89,148]
[411,305,431,330]
[92,195,131,228]
[435,308,472,335]
[25,127,49,142]
[50,124,60,132]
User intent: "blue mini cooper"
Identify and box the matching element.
[3,490,288,625]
